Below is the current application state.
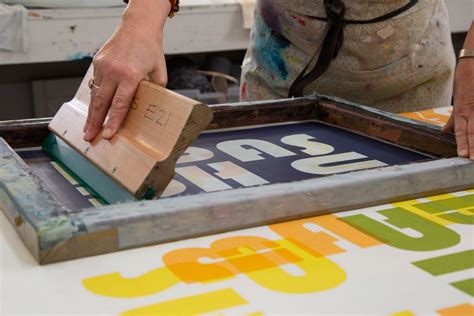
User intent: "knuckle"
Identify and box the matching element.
[92,94,108,111]
[96,59,120,77]
[110,65,137,81]
[92,55,105,68]
[88,115,102,129]
[112,95,130,111]
[92,56,100,66]
[107,63,122,76]
[454,98,474,111]
[123,69,140,81]
[461,98,474,107]
[156,76,168,87]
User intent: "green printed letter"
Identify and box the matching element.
[341,208,460,251]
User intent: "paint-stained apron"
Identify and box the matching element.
[240,0,456,112]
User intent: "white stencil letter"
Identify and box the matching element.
[161,180,187,197]
[217,139,296,162]
[176,166,232,192]
[281,134,334,156]
[292,152,387,175]
[177,147,214,164]
[209,161,269,187]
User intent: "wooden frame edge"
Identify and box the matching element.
[0,95,466,264]
[69,157,473,261]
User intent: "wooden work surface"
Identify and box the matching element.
[1,103,473,314]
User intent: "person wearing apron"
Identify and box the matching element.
[241,0,455,113]
[84,0,474,158]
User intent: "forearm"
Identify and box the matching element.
[123,0,171,37]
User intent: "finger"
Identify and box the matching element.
[102,80,139,139]
[84,68,103,133]
[442,113,455,133]
[455,115,469,157]
[84,85,99,133]
[83,81,117,141]
[150,66,168,87]
[468,119,474,160]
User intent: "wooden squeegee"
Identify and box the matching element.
[44,66,213,203]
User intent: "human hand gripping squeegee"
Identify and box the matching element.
[43,66,213,204]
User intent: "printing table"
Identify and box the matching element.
[1,99,473,315]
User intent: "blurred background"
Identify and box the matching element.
[0,0,471,120]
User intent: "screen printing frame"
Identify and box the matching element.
[1,95,473,265]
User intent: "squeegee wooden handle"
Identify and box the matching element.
[49,66,213,198]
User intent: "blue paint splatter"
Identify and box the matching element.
[254,12,290,80]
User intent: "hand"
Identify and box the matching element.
[83,0,170,141]
[443,57,474,160]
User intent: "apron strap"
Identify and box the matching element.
[288,0,419,98]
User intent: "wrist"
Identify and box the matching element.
[123,0,170,31]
